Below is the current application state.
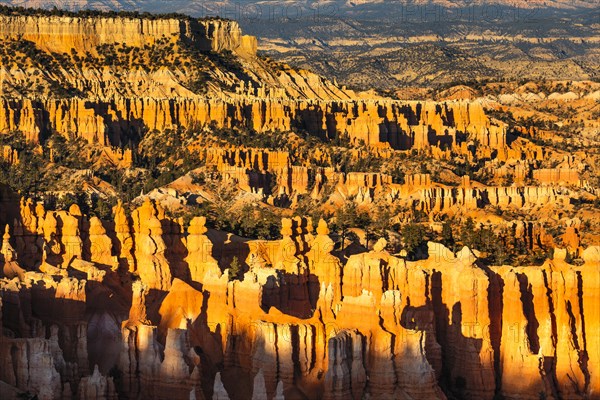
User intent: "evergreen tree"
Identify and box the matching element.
[441,220,455,249]
[229,256,242,281]
[460,217,476,248]
[401,223,427,260]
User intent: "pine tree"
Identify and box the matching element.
[441,221,454,249]
[229,256,241,281]
[460,217,476,248]
[401,223,426,260]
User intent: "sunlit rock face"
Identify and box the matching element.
[0,196,598,400]
[0,96,501,151]
[0,10,598,400]
[0,12,503,152]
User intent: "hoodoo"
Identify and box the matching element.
[0,5,599,400]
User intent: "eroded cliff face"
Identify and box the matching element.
[0,11,598,400]
[0,15,251,55]
[0,94,500,150]
[0,194,598,400]
[196,145,581,227]
[0,12,504,152]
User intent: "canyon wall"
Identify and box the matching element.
[0,194,598,399]
[0,13,597,400]
[0,96,501,150]
[0,13,504,152]
[0,14,254,55]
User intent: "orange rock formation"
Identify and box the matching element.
[0,193,598,400]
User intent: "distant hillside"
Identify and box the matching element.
[4,1,599,91]
[4,0,599,12]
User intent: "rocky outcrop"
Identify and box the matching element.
[1,181,599,400]
[0,9,598,400]
[212,372,230,400]
[186,217,220,283]
[0,15,249,56]
[0,337,62,400]
[0,96,503,151]
[419,185,572,214]
[0,13,504,152]
[206,148,290,172]
[533,168,581,185]
[322,330,365,400]
[0,188,600,399]
[131,198,172,290]
[196,19,256,55]
[78,365,117,400]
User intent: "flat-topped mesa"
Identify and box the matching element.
[0,14,255,56]
[0,14,508,148]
